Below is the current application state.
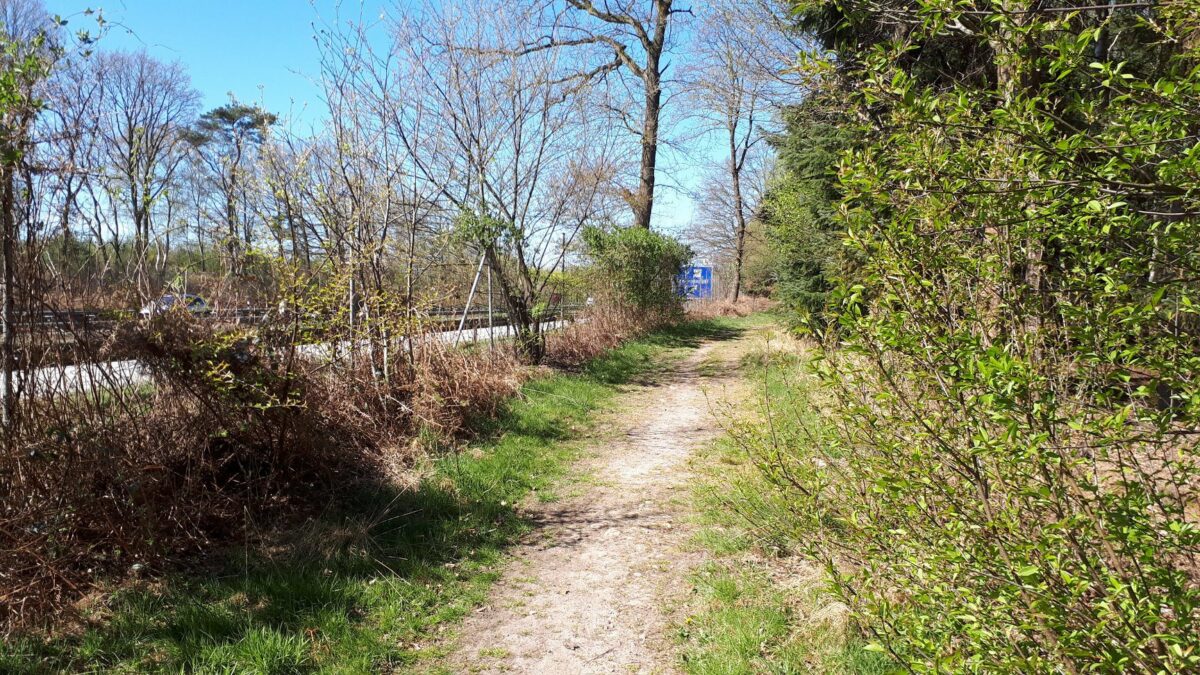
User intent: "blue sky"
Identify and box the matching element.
[46,1,378,129]
[46,0,701,232]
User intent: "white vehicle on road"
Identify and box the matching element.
[139,294,210,318]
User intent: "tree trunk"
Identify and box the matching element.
[729,131,748,303]
[484,246,543,363]
[226,194,240,276]
[634,64,662,230]
[1,161,18,436]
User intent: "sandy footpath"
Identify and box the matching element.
[442,334,746,674]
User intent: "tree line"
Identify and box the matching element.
[0,0,813,359]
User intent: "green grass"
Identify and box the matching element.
[680,561,892,675]
[677,319,896,675]
[1,320,742,675]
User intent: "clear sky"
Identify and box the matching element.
[45,0,379,129]
[45,0,701,233]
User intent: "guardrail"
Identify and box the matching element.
[1,304,586,371]
[8,304,586,332]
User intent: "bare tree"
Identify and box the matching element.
[685,149,771,287]
[710,0,813,95]
[685,5,771,301]
[40,54,107,289]
[521,0,689,230]
[255,128,315,266]
[183,101,276,278]
[43,59,100,244]
[93,50,199,293]
[324,0,616,361]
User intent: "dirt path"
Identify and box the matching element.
[444,334,747,674]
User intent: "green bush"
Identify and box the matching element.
[762,97,854,330]
[582,226,691,315]
[751,2,1200,672]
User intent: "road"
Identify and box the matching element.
[2,319,572,399]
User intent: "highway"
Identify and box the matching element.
[2,318,573,399]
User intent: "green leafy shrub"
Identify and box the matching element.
[582,225,691,316]
[762,96,855,330]
[749,2,1200,672]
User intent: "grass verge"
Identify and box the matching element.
[677,317,894,675]
[1,319,739,674]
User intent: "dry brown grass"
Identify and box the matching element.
[544,305,666,368]
[0,302,672,633]
[685,296,776,320]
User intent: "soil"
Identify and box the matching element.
[442,334,748,674]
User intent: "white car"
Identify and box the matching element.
[139,293,210,318]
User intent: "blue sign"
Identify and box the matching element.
[678,266,713,300]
